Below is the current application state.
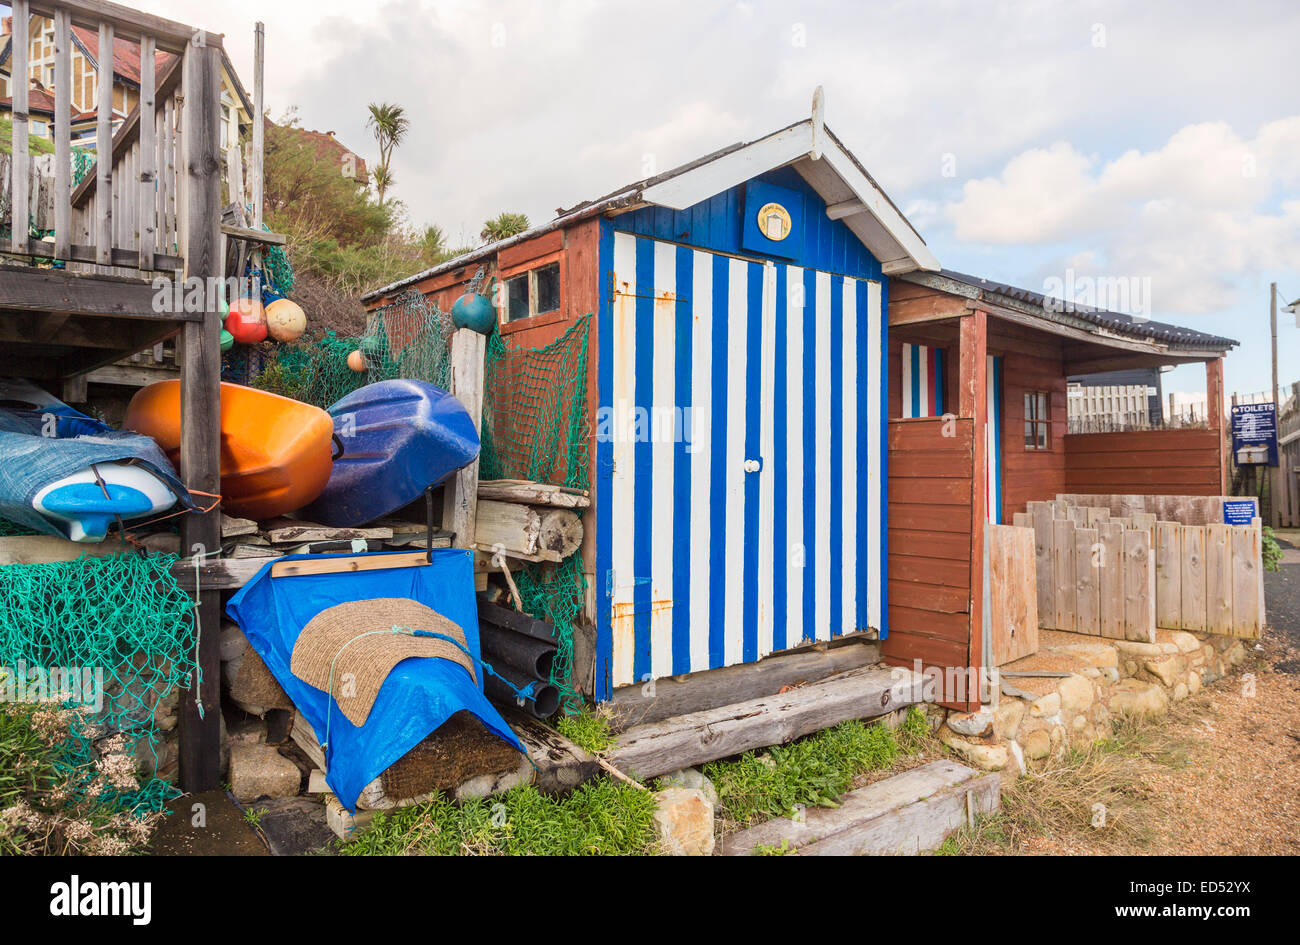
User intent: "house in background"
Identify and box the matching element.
[0,12,252,150]
[271,119,369,183]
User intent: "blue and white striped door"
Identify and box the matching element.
[598,232,885,692]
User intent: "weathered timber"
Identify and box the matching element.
[719,760,995,856]
[604,638,881,732]
[608,663,924,780]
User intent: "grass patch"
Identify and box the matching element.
[939,700,1211,855]
[555,709,613,755]
[0,118,56,156]
[339,778,660,856]
[703,708,932,828]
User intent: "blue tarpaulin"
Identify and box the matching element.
[0,379,192,539]
[226,549,526,811]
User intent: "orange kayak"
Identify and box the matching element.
[125,381,335,521]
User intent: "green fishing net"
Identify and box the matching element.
[0,552,196,813]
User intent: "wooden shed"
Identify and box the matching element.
[364,110,941,702]
[885,270,1237,708]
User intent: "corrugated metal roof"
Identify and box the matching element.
[936,269,1238,351]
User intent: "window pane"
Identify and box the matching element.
[1024,393,1034,419]
[1025,422,1035,448]
[535,263,561,315]
[1037,422,1047,449]
[505,274,530,322]
[1036,393,1047,418]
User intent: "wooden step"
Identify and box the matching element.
[606,638,881,732]
[609,663,926,781]
[719,759,999,856]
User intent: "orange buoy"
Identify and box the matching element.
[124,381,335,520]
[347,350,366,372]
[265,297,307,342]
[226,297,267,345]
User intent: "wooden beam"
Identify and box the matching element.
[9,0,29,255]
[177,43,224,794]
[889,292,971,327]
[138,34,157,271]
[960,309,987,708]
[95,21,114,266]
[825,198,866,220]
[442,328,487,548]
[605,639,880,732]
[608,664,925,781]
[28,0,217,53]
[53,9,72,261]
[0,265,196,319]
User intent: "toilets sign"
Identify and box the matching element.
[1230,403,1278,466]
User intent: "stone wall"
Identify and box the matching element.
[935,629,1249,777]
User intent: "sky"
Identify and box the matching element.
[19,0,1300,398]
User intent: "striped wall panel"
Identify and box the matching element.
[986,354,1003,524]
[596,231,885,695]
[901,343,945,417]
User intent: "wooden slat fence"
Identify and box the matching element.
[1055,493,1257,526]
[1018,499,1265,642]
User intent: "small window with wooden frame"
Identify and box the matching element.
[1024,391,1050,450]
[498,253,564,334]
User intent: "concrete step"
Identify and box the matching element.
[719,759,1000,856]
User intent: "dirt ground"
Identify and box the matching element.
[968,534,1300,856]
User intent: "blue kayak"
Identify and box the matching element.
[301,380,480,527]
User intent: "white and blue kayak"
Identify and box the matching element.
[0,379,191,542]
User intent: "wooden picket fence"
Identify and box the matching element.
[1015,500,1264,642]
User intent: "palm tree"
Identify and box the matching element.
[366,102,409,205]
[480,211,530,244]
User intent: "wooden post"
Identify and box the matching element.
[53,9,72,261]
[177,42,224,793]
[443,328,488,549]
[959,310,986,707]
[96,21,115,265]
[251,22,265,226]
[9,0,29,254]
[138,34,156,270]
[1206,358,1226,494]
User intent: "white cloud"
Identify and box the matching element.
[944,118,1300,314]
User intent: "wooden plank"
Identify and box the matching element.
[53,8,72,260]
[989,524,1038,663]
[442,329,487,548]
[1074,526,1100,636]
[1052,518,1076,632]
[1204,524,1233,635]
[269,551,433,579]
[1179,525,1206,631]
[1155,521,1183,630]
[9,0,29,254]
[1230,522,1262,639]
[1029,501,1055,628]
[251,20,265,227]
[138,34,157,270]
[219,223,286,245]
[605,640,880,731]
[609,665,925,780]
[176,42,224,795]
[720,760,991,856]
[1122,528,1156,643]
[1086,507,1110,526]
[960,309,987,710]
[96,21,115,265]
[798,771,1000,857]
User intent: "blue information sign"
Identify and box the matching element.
[1230,403,1278,466]
[1223,500,1257,525]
